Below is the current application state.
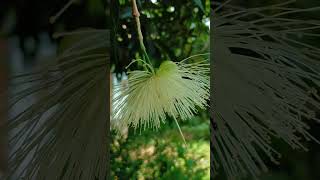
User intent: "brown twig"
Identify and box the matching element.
[131,0,146,52]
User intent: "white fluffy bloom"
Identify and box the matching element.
[112,55,209,139]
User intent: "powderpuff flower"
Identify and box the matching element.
[112,54,209,141]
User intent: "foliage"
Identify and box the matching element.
[112,0,210,74]
[111,114,210,180]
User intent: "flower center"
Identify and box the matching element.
[156,61,178,76]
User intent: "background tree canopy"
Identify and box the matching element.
[111,0,210,75]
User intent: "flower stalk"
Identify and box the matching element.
[131,0,152,66]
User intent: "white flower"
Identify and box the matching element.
[112,55,209,141]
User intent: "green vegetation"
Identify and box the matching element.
[111,113,210,180]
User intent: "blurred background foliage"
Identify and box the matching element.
[0,0,109,67]
[111,0,210,76]
[111,113,210,180]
